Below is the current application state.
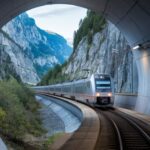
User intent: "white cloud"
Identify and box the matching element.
[29,6,80,18]
[27,4,87,44]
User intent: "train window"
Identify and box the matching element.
[75,83,85,93]
[63,86,71,92]
[55,87,61,91]
[96,81,110,84]
[87,82,91,88]
[95,78,111,92]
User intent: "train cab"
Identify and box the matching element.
[93,74,114,106]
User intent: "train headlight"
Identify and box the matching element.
[108,93,112,97]
[96,92,100,97]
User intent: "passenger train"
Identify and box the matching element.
[33,74,114,107]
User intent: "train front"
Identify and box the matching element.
[94,74,114,106]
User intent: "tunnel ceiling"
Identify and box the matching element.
[0,0,150,47]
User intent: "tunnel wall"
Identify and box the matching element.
[133,48,150,115]
[114,94,137,110]
[115,48,150,115]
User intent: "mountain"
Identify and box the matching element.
[0,13,72,83]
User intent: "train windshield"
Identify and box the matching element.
[95,77,111,92]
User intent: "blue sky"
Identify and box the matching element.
[27,5,87,45]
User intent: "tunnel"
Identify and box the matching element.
[0,0,150,114]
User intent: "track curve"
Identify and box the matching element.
[95,108,150,150]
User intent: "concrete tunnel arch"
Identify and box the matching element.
[0,0,150,114]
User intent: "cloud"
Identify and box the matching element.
[31,6,79,18]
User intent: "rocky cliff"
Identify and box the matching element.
[63,21,138,93]
[0,13,72,84]
[0,30,39,83]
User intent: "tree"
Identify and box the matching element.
[73,10,106,50]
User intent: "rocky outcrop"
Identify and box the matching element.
[63,22,138,93]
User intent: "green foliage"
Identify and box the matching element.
[86,44,91,61]
[39,62,70,85]
[0,78,45,139]
[73,10,106,50]
[87,31,93,44]
[0,107,6,121]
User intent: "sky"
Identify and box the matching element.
[27,5,87,45]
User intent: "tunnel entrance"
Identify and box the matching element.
[0,0,150,116]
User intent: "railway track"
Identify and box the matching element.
[95,108,150,150]
[95,109,120,150]
[36,93,150,150]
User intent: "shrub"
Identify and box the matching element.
[0,77,45,139]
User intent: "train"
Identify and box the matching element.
[33,74,114,107]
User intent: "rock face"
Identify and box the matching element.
[0,30,39,83]
[0,13,72,84]
[64,22,138,93]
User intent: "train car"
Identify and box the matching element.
[32,74,114,107]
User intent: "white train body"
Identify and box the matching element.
[33,74,114,106]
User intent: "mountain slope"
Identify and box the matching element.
[0,29,39,83]
[0,13,72,83]
[40,11,138,93]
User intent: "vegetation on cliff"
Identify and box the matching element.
[73,10,106,50]
[39,62,69,85]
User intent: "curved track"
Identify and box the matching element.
[95,108,150,150]
[95,109,120,150]
[35,93,150,150]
